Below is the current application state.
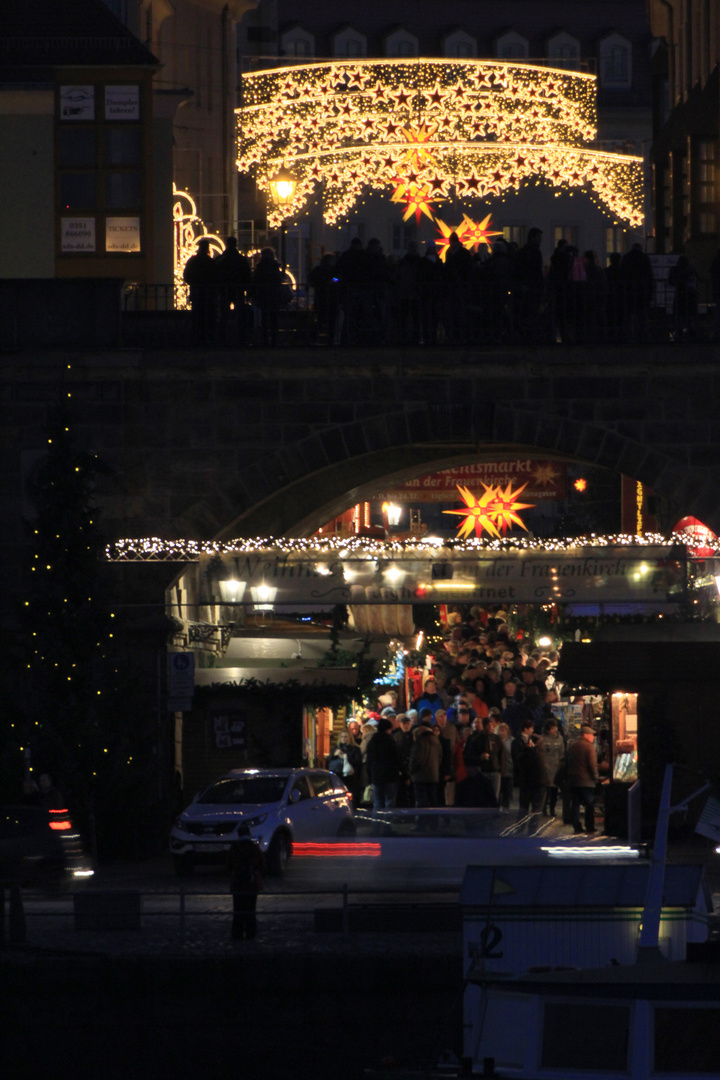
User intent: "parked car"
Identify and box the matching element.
[0,805,93,887]
[169,767,355,877]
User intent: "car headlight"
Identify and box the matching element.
[174,816,189,832]
[244,812,268,827]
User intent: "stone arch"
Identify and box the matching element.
[203,403,711,540]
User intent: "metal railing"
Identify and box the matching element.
[5,883,460,947]
[121,279,718,349]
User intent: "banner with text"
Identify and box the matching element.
[197,546,681,607]
[375,459,567,503]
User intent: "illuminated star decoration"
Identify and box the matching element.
[443,482,535,539]
[456,213,503,253]
[391,180,439,223]
[532,463,561,488]
[238,59,644,228]
[433,214,501,259]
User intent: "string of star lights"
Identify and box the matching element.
[237,59,644,230]
[106,533,698,563]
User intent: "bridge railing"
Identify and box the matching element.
[120,279,718,349]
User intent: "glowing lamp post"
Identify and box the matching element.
[268,167,296,270]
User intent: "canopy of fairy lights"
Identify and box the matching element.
[237,59,644,229]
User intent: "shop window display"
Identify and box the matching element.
[611,691,638,782]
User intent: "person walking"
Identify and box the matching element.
[566,724,599,834]
[227,823,264,940]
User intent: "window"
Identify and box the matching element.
[58,129,96,167]
[547,32,580,70]
[105,172,141,209]
[392,222,416,252]
[290,776,312,802]
[605,225,628,259]
[385,28,419,59]
[333,27,366,59]
[542,1003,630,1071]
[698,141,717,235]
[443,30,477,59]
[554,225,578,247]
[104,128,141,166]
[655,1008,720,1072]
[309,773,333,796]
[599,34,632,88]
[503,225,526,246]
[280,26,315,58]
[59,173,97,210]
[495,32,529,61]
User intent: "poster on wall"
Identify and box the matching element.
[105,217,141,252]
[61,217,96,252]
[105,85,140,120]
[213,711,247,750]
[60,86,94,120]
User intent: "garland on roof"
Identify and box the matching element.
[106,533,692,562]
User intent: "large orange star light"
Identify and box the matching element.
[434,218,472,261]
[459,213,503,252]
[391,180,439,223]
[443,482,535,539]
[485,480,535,535]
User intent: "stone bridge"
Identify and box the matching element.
[4,343,720,600]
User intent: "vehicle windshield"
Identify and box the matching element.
[198,776,288,805]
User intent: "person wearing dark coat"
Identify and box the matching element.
[227,823,264,940]
[418,241,443,345]
[183,237,218,344]
[365,717,401,810]
[252,247,284,346]
[409,721,442,807]
[512,227,545,342]
[214,236,252,345]
[566,725,600,834]
[393,715,415,807]
[515,734,546,819]
[328,730,363,807]
[619,243,654,341]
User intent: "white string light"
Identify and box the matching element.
[237,59,644,229]
[106,533,692,562]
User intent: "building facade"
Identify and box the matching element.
[0,0,161,281]
[648,0,720,284]
[103,0,258,242]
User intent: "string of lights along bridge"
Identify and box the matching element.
[238,59,644,232]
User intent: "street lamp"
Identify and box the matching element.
[268,167,296,270]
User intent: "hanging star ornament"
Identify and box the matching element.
[459,213,503,252]
[443,482,535,539]
[391,180,441,223]
[434,214,502,259]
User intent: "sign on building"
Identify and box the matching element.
[61,218,96,253]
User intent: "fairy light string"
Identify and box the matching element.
[237,59,644,229]
[106,534,694,562]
